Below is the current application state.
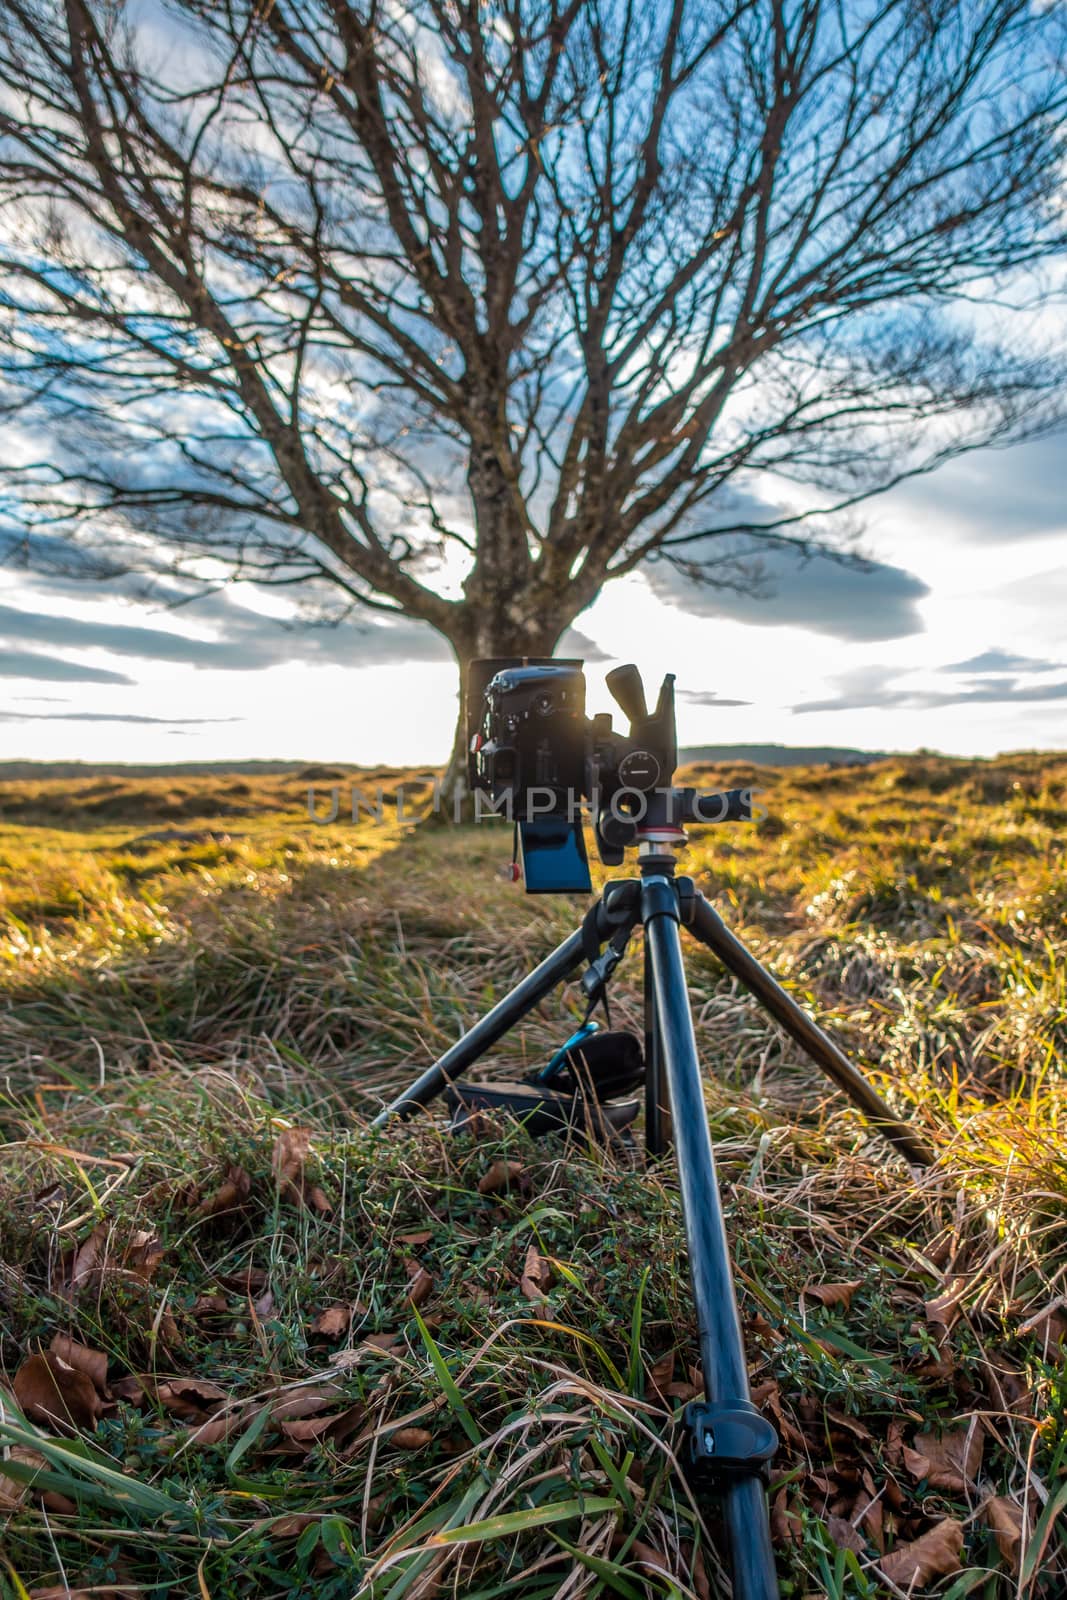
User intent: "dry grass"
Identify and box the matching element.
[0,754,1064,1598]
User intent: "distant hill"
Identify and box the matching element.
[0,759,356,780]
[678,743,885,767]
[0,747,887,779]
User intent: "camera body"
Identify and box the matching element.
[468,660,587,806]
[466,657,682,891]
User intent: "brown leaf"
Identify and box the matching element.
[14,1352,103,1432]
[0,1444,48,1510]
[925,1277,969,1332]
[311,1305,352,1339]
[398,1230,433,1246]
[68,1222,108,1291]
[271,1126,332,1215]
[271,1385,342,1421]
[49,1334,108,1395]
[627,1538,670,1575]
[520,1243,550,1302]
[826,1514,867,1554]
[646,1350,675,1403]
[186,1414,241,1447]
[903,1418,983,1492]
[218,1265,269,1294]
[110,1374,148,1407]
[880,1518,964,1587]
[363,1331,402,1354]
[280,1403,364,1447]
[266,1512,319,1538]
[802,1279,863,1311]
[403,1266,434,1309]
[983,1495,1026,1572]
[391,1426,432,1449]
[123,1230,164,1282]
[477,1159,524,1195]
[153,1377,231,1419]
[273,1125,312,1184]
[31,1590,141,1599]
[1017,1300,1067,1349]
[194,1165,251,1220]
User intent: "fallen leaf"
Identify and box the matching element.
[186,1414,241,1447]
[280,1402,363,1447]
[0,1444,48,1509]
[880,1517,964,1587]
[802,1279,863,1310]
[391,1426,432,1449]
[983,1495,1026,1572]
[1017,1299,1067,1349]
[826,1515,867,1554]
[30,1590,141,1599]
[646,1350,675,1403]
[218,1265,269,1294]
[311,1305,352,1339]
[123,1230,164,1282]
[14,1352,103,1432]
[925,1278,969,1332]
[49,1334,108,1395]
[903,1418,983,1492]
[398,1230,433,1247]
[271,1385,342,1421]
[520,1243,550,1301]
[403,1266,434,1309]
[477,1159,524,1195]
[110,1374,147,1406]
[153,1377,231,1419]
[265,1512,319,1538]
[194,1165,251,1220]
[626,1538,670,1575]
[68,1222,109,1291]
[363,1332,402,1354]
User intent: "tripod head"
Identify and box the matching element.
[467,658,759,892]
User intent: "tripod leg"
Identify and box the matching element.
[642,877,779,1600]
[643,932,669,1156]
[371,925,589,1126]
[687,892,933,1168]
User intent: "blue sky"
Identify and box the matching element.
[2,427,1064,764]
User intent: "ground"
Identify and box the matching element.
[0,755,1063,1599]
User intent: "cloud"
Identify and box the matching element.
[0,710,240,725]
[793,664,1067,714]
[943,647,1064,675]
[678,689,751,707]
[0,592,453,674]
[890,431,1067,543]
[558,627,611,664]
[0,649,135,685]
[646,546,929,641]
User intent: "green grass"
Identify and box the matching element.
[0,755,1064,1597]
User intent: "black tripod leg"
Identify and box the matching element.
[371,925,589,1126]
[642,878,779,1600]
[643,935,669,1156]
[687,893,933,1168]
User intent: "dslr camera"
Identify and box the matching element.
[466,657,754,892]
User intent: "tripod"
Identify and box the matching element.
[374,832,932,1600]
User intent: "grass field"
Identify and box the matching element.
[0,755,1064,1599]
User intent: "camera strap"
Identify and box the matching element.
[579,901,632,1027]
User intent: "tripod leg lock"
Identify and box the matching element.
[683,1399,778,1481]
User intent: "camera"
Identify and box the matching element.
[465,657,685,892]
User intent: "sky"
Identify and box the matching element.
[1,426,1065,766]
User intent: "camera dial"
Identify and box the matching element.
[618,749,661,790]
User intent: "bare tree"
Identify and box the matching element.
[1,0,1064,774]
